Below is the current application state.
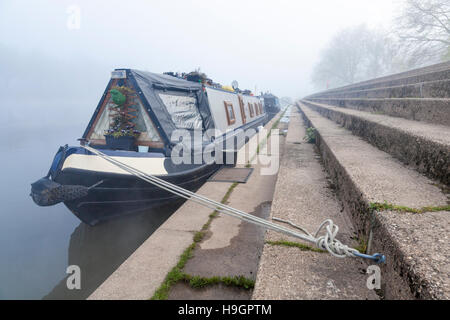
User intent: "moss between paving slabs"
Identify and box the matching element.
[303,127,316,144]
[151,181,252,300]
[193,182,239,244]
[270,109,286,131]
[369,202,450,214]
[186,275,254,290]
[151,112,288,300]
[252,109,287,162]
[265,240,325,253]
[353,237,368,254]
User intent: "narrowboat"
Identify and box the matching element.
[262,93,281,121]
[30,69,267,225]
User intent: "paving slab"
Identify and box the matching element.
[182,172,277,279]
[373,210,450,299]
[254,246,377,300]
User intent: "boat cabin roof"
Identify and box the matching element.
[82,69,215,150]
[82,69,265,154]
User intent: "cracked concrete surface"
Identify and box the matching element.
[168,120,286,299]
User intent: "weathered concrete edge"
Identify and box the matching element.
[308,63,450,96]
[302,100,450,186]
[297,103,446,300]
[304,97,450,126]
[311,79,450,99]
[89,111,284,300]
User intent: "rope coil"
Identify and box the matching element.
[273,218,384,263]
[81,145,385,264]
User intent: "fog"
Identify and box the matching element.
[0,0,407,299]
[0,0,400,129]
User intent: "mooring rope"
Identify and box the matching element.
[81,145,385,264]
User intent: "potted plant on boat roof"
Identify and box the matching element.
[104,86,141,151]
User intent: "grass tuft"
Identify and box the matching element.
[303,127,316,143]
[151,243,197,300]
[222,182,238,205]
[369,202,450,214]
[265,240,325,253]
[353,237,368,254]
[152,272,255,299]
[193,231,206,243]
[187,275,255,290]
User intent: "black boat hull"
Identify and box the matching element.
[56,162,220,225]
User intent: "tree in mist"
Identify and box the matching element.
[312,25,396,90]
[394,0,450,67]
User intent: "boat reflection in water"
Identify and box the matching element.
[44,201,182,300]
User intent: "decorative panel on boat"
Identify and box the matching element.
[89,97,161,143]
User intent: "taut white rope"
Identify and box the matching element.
[81,145,385,263]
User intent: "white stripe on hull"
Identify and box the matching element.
[62,154,168,175]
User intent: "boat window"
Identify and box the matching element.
[248,102,254,117]
[159,92,203,130]
[254,103,259,115]
[238,95,246,124]
[224,101,236,125]
[137,102,162,143]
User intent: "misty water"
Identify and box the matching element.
[0,123,181,299]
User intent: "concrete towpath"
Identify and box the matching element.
[89,111,286,300]
[167,115,287,299]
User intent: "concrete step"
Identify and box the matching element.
[304,97,450,126]
[253,109,379,300]
[313,79,450,100]
[309,61,450,96]
[297,103,450,299]
[301,100,450,186]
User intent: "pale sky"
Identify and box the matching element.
[0,0,402,98]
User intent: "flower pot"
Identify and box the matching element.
[105,135,137,151]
